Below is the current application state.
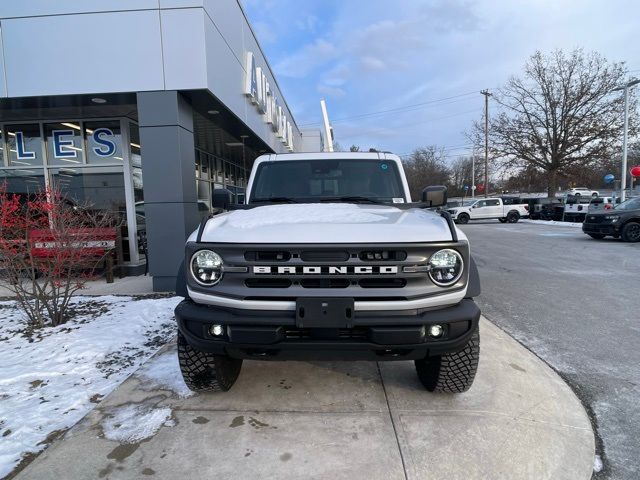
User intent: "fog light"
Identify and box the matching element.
[428,324,444,338]
[210,324,224,337]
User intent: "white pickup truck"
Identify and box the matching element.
[447,198,529,224]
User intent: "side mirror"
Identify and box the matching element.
[421,185,447,208]
[212,188,233,210]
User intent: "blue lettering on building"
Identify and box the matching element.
[15,132,36,160]
[52,130,77,158]
[92,128,116,157]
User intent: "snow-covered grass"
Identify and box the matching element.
[0,295,181,479]
[520,219,584,228]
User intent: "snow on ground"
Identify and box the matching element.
[520,219,584,228]
[0,295,181,479]
[101,403,173,444]
[137,350,193,398]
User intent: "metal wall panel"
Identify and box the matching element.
[0,24,7,97]
[0,0,158,18]
[203,0,244,64]
[161,8,207,91]
[203,13,247,128]
[2,10,165,97]
[159,0,203,8]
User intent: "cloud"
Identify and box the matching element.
[318,84,347,98]
[274,38,338,78]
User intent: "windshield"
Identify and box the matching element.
[249,159,405,203]
[615,197,640,211]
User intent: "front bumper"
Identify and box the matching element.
[175,298,481,361]
[582,222,619,236]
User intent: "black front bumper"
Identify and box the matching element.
[175,299,480,361]
[582,222,619,236]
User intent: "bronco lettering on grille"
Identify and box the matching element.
[253,266,398,275]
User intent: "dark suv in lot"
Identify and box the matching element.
[582,196,640,242]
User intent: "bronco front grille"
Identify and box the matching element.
[187,242,470,301]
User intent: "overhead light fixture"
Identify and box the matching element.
[61,122,81,131]
[240,135,249,139]
[225,142,243,147]
[91,97,107,104]
[207,110,220,115]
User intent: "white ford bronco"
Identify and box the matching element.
[175,152,481,393]
[447,197,529,224]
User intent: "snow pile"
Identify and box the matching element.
[101,404,173,444]
[0,295,180,479]
[520,219,584,228]
[138,351,193,398]
[593,454,603,473]
[226,203,389,228]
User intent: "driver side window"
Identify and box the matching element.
[476,200,487,208]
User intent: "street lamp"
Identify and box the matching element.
[612,78,640,202]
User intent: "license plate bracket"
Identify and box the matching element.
[295,298,355,328]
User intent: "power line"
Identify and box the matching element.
[298,91,478,127]
[338,108,482,141]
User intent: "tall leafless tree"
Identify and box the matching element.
[402,146,450,200]
[473,49,637,197]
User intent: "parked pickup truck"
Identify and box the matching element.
[174,152,481,394]
[447,198,529,224]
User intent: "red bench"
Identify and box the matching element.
[29,228,118,282]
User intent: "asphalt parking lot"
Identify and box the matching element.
[460,221,640,480]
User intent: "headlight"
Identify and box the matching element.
[604,215,619,223]
[428,249,464,287]
[190,250,223,286]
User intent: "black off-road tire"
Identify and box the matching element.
[415,328,480,393]
[588,233,606,240]
[506,211,520,223]
[621,222,640,243]
[177,331,242,392]
[498,218,507,223]
[457,213,470,224]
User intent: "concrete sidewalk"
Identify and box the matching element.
[17,319,595,480]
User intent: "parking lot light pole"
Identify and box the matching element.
[613,78,640,202]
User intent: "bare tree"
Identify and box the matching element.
[0,186,118,329]
[474,49,637,197]
[402,146,450,200]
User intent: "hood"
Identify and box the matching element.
[191,203,463,244]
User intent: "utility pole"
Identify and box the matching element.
[612,78,640,202]
[480,89,491,198]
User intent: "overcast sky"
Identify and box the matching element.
[242,0,639,159]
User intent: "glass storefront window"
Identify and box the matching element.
[6,124,44,167]
[201,153,210,180]
[0,168,46,196]
[129,123,144,203]
[45,122,83,166]
[84,121,123,165]
[215,158,223,183]
[50,166,126,214]
[197,180,211,209]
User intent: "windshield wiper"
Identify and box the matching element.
[319,196,386,205]
[252,196,299,204]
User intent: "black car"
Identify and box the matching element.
[582,196,640,242]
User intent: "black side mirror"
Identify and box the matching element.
[212,188,233,210]
[421,186,447,208]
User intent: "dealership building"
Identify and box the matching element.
[0,1,322,290]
